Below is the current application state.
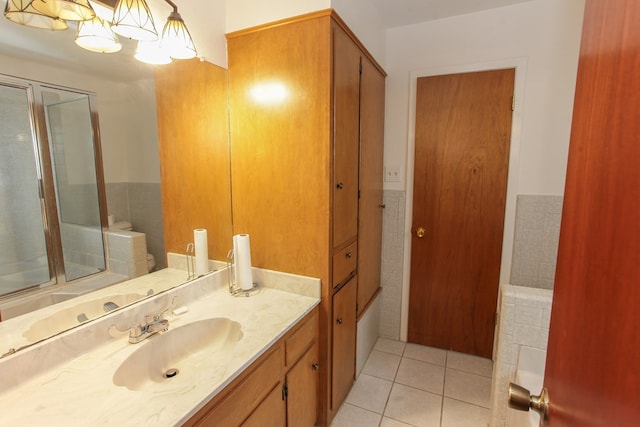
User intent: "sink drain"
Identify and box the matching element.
[163,368,179,378]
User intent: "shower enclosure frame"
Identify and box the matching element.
[0,74,109,299]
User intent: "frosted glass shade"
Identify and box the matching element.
[4,0,68,30]
[32,0,96,21]
[160,11,196,59]
[134,40,171,65]
[75,16,121,53]
[111,0,157,41]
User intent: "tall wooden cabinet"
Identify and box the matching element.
[227,9,385,425]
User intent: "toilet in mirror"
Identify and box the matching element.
[108,219,156,274]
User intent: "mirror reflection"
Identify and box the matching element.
[0,6,232,352]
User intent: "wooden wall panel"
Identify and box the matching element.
[227,16,332,284]
[155,59,232,262]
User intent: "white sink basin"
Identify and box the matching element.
[23,293,146,342]
[112,317,243,391]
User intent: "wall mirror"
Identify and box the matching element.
[0,2,232,354]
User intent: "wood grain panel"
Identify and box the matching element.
[357,56,385,317]
[332,24,360,249]
[408,69,514,358]
[331,276,357,410]
[287,343,319,427]
[155,59,232,262]
[545,1,640,425]
[242,382,286,427]
[227,16,332,284]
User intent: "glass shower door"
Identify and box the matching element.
[42,88,106,282]
[0,83,52,295]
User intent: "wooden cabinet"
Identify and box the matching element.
[185,308,319,427]
[357,55,385,316]
[331,276,357,409]
[286,343,319,426]
[227,10,385,425]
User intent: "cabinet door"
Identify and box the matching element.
[242,382,286,427]
[332,24,361,249]
[287,343,319,427]
[331,275,357,409]
[357,56,385,316]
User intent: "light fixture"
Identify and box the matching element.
[159,2,195,59]
[32,0,96,21]
[111,0,157,41]
[4,0,198,63]
[75,15,122,53]
[4,0,68,30]
[134,39,171,64]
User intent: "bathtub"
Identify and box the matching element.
[509,346,547,427]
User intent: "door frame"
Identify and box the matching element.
[400,58,528,349]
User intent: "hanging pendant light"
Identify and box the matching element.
[75,15,122,53]
[4,0,68,30]
[160,8,196,59]
[32,0,96,21]
[111,0,157,41]
[134,39,171,65]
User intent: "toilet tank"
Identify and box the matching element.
[110,221,134,231]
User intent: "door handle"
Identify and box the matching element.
[416,227,426,238]
[508,383,549,424]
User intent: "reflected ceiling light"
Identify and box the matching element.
[4,0,68,30]
[250,82,289,105]
[32,0,96,21]
[134,39,171,64]
[111,0,157,41]
[160,3,196,59]
[75,15,122,53]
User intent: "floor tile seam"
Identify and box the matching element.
[393,377,445,396]
[444,365,493,379]
[400,355,447,368]
[374,348,406,357]
[442,396,492,410]
[388,381,445,400]
[358,371,397,384]
[381,414,421,427]
[343,400,386,416]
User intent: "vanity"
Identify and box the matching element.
[0,267,320,426]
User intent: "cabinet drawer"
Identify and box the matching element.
[285,310,318,367]
[194,344,284,426]
[332,242,357,287]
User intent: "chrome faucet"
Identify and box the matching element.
[128,313,169,344]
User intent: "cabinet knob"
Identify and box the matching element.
[345,251,352,259]
[379,204,386,208]
[336,182,344,189]
[312,363,319,371]
[336,317,343,325]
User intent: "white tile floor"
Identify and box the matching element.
[331,338,493,427]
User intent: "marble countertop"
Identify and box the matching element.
[0,270,320,426]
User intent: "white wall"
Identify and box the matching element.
[385,0,585,196]
[171,0,228,67]
[226,0,330,33]
[0,54,160,184]
[331,0,387,67]
[385,0,585,341]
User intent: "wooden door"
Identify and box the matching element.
[542,1,640,425]
[357,56,385,316]
[287,343,319,426]
[331,275,357,410]
[408,69,514,358]
[332,24,360,250]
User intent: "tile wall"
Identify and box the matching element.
[510,195,563,290]
[489,284,552,426]
[105,182,165,270]
[379,190,406,340]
